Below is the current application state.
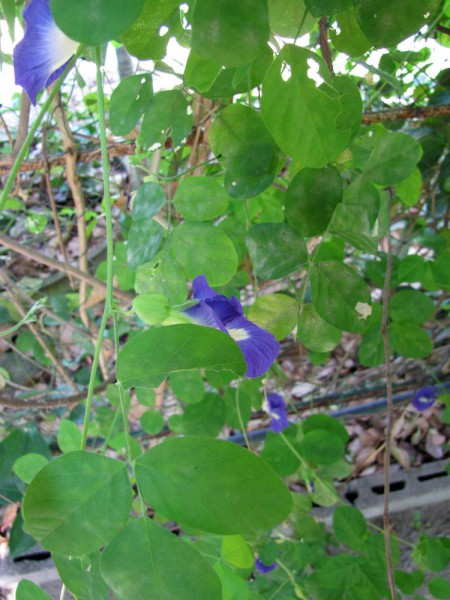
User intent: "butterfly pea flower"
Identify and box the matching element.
[183,275,279,378]
[266,393,290,433]
[13,0,79,105]
[411,386,437,411]
[255,557,278,573]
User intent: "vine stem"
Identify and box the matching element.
[0,51,81,212]
[80,47,114,449]
[381,207,398,600]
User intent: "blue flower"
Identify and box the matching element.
[411,386,437,411]
[184,275,280,378]
[255,558,278,573]
[13,0,79,105]
[266,393,290,433]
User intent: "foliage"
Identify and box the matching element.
[0,0,449,599]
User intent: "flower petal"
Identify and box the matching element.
[411,386,436,411]
[226,316,280,378]
[207,297,242,324]
[191,275,218,301]
[13,0,79,105]
[255,558,278,573]
[184,300,227,332]
[266,393,290,433]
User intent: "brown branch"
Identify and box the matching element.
[319,17,334,77]
[380,203,398,600]
[0,271,78,392]
[436,24,450,36]
[0,103,449,176]
[0,231,133,303]
[42,126,76,290]
[51,91,90,329]
[11,91,31,158]
[0,380,113,409]
[362,104,450,124]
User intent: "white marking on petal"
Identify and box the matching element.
[355,302,372,320]
[46,23,79,81]
[228,328,250,342]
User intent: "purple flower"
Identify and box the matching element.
[184,275,279,378]
[13,0,79,105]
[255,558,278,573]
[411,386,437,411]
[267,393,290,433]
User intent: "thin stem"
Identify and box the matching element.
[80,47,114,449]
[0,51,81,212]
[381,208,398,600]
[235,381,251,450]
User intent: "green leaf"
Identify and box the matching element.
[300,430,345,465]
[363,131,422,186]
[0,429,51,503]
[117,325,246,389]
[395,570,424,595]
[261,45,351,168]
[100,517,222,599]
[135,253,187,305]
[109,74,153,136]
[169,370,205,404]
[302,414,349,442]
[140,410,164,435]
[50,0,146,45]
[359,325,385,367]
[138,90,192,149]
[260,429,301,477]
[389,323,433,358]
[330,7,371,57]
[215,563,251,599]
[22,451,131,555]
[304,0,352,17]
[127,219,164,270]
[248,294,299,340]
[398,255,426,284]
[223,387,252,429]
[1,0,16,41]
[285,165,343,237]
[173,177,229,221]
[8,511,35,559]
[433,252,450,290]
[169,222,238,287]
[333,76,363,140]
[191,0,270,67]
[268,0,315,37]
[354,0,440,48]
[396,168,422,206]
[210,104,278,181]
[221,535,254,570]
[132,293,169,325]
[13,454,49,485]
[16,580,53,600]
[246,223,308,280]
[132,181,166,220]
[53,553,108,600]
[135,436,292,535]
[429,576,450,599]
[298,304,342,352]
[57,419,82,453]
[177,392,226,437]
[310,261,373,333]
[122,0,180,60]
[329,178,382,253]
[333,506,367,550]
[389,290,434,325]
[413,535,450,572]
[185,46,273,99]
